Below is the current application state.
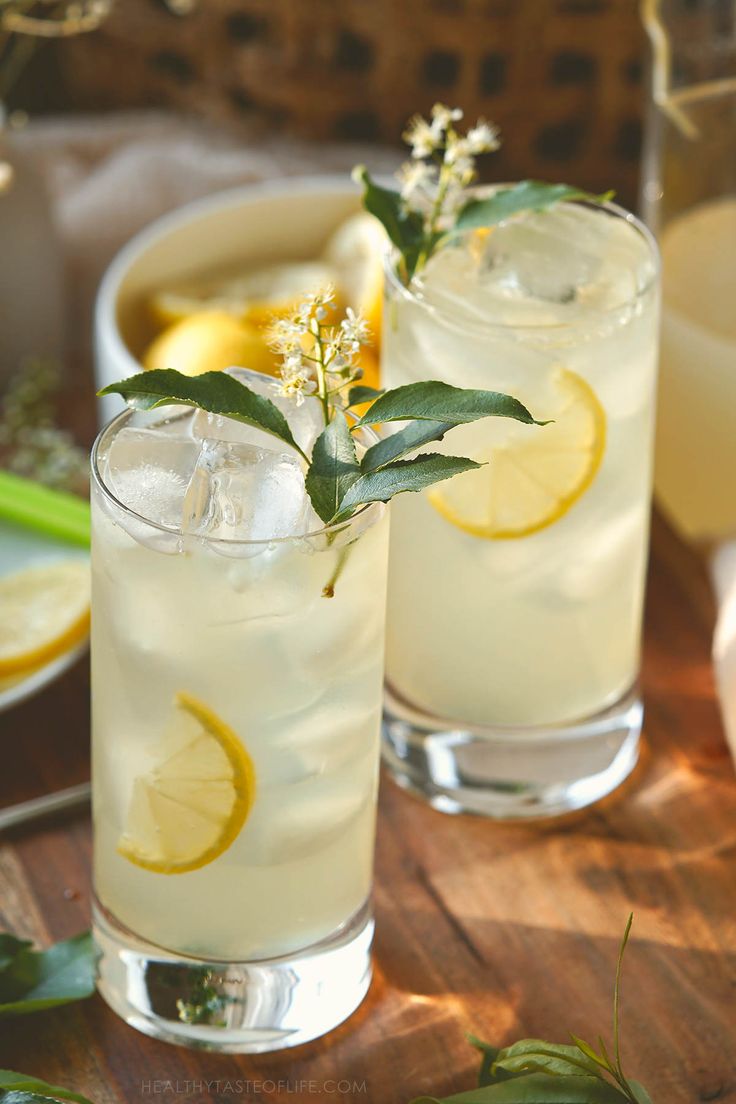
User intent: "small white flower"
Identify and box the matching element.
[403,114,441,159]
[266,316,305,354]
[431,103,463,134]
[466,119,501,154]
[340,307,371,346]
[398,160,436,201]
[273,373,317,407]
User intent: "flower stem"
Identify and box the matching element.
[312,326,331,426]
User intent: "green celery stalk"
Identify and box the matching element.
[0,471,90,547]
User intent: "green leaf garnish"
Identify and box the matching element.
[99,367,541,530]
[99,369,307,462]
[333,454,481,522]
[361,420,454,472]
[356,381,542,429]
[0,1072,94,1104]
[455,181,615,232]
[411,916,653,1104]
[347,385,385,407]
[352,166,428,281]
[304,411,361,524]
[0,930,95,1016]
[355,107,614,279]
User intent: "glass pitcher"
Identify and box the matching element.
[641,0,736,542]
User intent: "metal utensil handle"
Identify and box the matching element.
[0,781,91,831]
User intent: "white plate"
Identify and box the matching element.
[0,521,89,713]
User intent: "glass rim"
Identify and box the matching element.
[91,405,382,548]
[382,192,661,333]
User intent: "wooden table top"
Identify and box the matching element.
[1,506,734,1104]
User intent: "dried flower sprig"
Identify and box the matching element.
[354,104,612,283]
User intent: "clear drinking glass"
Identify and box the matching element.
[91,401,389,1052]
[381,200,660,819]
[641,0,736,542]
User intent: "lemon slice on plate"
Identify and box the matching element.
[143,310,278,378]
[429,368,606,539]
[0,560,90,677]
[118,692,256,875]
[323,212,386,342]
[149,261,338,331]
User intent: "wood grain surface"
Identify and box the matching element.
[1,510,735,1104]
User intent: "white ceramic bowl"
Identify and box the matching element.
[94,176,361,425]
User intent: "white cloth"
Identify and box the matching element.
[711,544,736,761]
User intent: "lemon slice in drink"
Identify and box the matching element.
[429,368,606,539]
[0,561,90,677]
[118,692,256,875]
[143,311,278,377]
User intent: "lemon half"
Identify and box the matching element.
[0,560,90,677]
[429,368,606,539]
[149,261,338,331]
[118,692,256,875]
[143,310,278,378]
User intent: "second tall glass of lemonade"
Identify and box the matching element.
[382,200,660,818]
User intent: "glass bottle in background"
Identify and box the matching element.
[642,0,736,541]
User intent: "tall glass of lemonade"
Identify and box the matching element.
[381,200,660,818]
[91,384,389,1052]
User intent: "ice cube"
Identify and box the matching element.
[183,437,313,550]
[421,203,645,327]
[190,366,324,455]
[103,427,200,551]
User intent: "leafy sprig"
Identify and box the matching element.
[0,930,95,1016]
[101,293,543,529]
[413,916,653,1104]
[353,103,612,282]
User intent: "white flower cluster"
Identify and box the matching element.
[267,289,370,407]
[399,103,500,234]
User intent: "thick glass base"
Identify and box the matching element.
[93,899,373,1053]
[382,684,642,820]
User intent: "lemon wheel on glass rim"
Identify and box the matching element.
[428,367,607,539]
[117,692,256,875]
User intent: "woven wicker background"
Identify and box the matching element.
[56,0,647,205]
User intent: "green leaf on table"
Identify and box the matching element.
[333,453,481,522]
[305,412,361,524]
[412,1073,630,1103]
[570,1035,608,1070]
[347,385,385,407]
[355,381,541,429]
[0,931,95,1016]
[468,1038,514,1087]
[455,181,615,232]
[99,369,305,460]
[493,1040,605,1080]
[352,166,429,279]
[361,421,453,472]
[0,1072,94,1104]
[0,936,32,973]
